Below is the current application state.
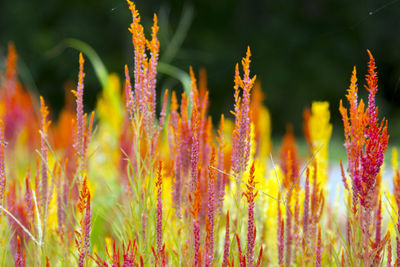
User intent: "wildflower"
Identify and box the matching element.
[277,192,285,265]
[75,176,91,267]
[315,224,322,267]
[190,181,201,267]
[235,233,246,266]
[156,161,163,254]
[308,102,332,184]
[190,67,200,191]
[280,125,299,191]
[15,236,25,267]
[205,150,216,266]
[126,0,161,157]
[39,96,51,214]
[216,114,226,212]
[231,47,256,177]
[375,197,382,246]
[339,50,388,210]
[243,162,258,266]
[5,42,17,91]
[339,50,388,264]
[24,172,34,227]
[72,53,86,173]
[387,234,392,267]
[222,211,231,267]
[7,182,31,260]
[0,119,5,208]
[302,168,310,245]
[0,43,38,148]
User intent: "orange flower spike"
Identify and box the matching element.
[40,96,51,136]
[303,108,312,150]
[365,50,378,95]
[171,91,179,112]
[189,68,201,190]
[127,0,146,112]
[243,162,258,202]
[189,68,200,131]
[231,48,255,176]
[242,46,257,90]
[241,47,251,81]
[77,176,89,213]
[190,66,200,108]
[345,67,358,113]
[148,14,160,55]
[190,181,201,267]
[198,68,208,100]
[280,126,299,189]
[127,0,145,49]
[197,69,209,125]
[6,42,17,83]
[181,92,189,123]
[232,64,242,117]
[190,182,201,219]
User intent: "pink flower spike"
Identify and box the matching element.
[0,119,6,208]
[315,224,322,267]
[156,161,163,254]
[222,211,231,267]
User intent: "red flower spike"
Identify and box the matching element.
[15,236,25,267]
[255,246,263,267]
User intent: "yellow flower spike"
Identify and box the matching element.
[93,73,124,182]
[392,147,398,173]
[97,73,123,132]
[309,101,332,185]
[262,166,284,261]
[105,236,113,253]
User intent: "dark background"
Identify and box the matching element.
[1,0,400,142]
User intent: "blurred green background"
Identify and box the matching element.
[1,0,400,142]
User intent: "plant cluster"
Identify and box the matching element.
[0,1,397,266]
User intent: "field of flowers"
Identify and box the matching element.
[0,1,398,266]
